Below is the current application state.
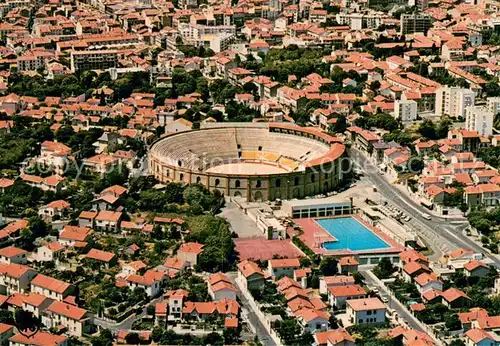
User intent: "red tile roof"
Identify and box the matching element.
[0,246,27,258]
[441,288,470,303]
[31,274,71,294]
[347,297,386,311]
[269,258,300,268]
[178,242,204,254]
[463,260,488,272]
[46,300,87,320]
[328,284,366,297]
[224,317,238,328]
[86,248,116,263]
[9,331,67,346]
[465,329,495,344]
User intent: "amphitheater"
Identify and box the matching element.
[149,123,347,201]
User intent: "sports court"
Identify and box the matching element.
[234,238,304,261]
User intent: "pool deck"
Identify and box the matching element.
[292,215,404,256]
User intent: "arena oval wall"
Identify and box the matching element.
[148,123,347,202]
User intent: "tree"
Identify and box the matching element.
[151,327,163,342]
[319,257,338,276]
[223,327,241,344]
[125,333,141,345]
[146,304,155,316]
[91,329,113,346]
[445,313,461,331]
[164,183,185,204]
[274,319,302,345]
[370,80,381,90]
[449,340,465,346]
[418,119,437,140]
[329,114,347,133]
[374,257,395,279]
[436,118,451,138]
[408,156,424,173]
[28,216,49,238]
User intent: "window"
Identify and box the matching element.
[258,146,262,151]
[367,310,372,315]
[275,178,281,187]
[179,173,184,181]
[256,180,262,188]
[311,174,315,183]
[178,160,182,167]
[235,180,241,188]
[294,177,299,185]
[196,176,201,184]
[215,179,220,187]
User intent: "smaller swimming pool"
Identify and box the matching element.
[317,217,390,251]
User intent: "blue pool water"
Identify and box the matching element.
[317,217,390,251]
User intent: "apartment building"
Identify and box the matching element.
[465,106,494,137]
[0,263,37,295]
[400,14,432,35]
[394,99,418,123]
[335,12,382,30]
[42,301,93,337]
[178,23,236,52]
[31,274,74,301]
[70,50,118,72]
[435,86,475,118]
[487,97,500,116]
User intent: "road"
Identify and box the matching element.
[360,270,430,336]
[227,272,276,346]
[94,297,161,332]
[361,270,422,331]
[349,149,500,266]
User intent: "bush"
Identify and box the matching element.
[147,304,155,316]
[481,235,490,244]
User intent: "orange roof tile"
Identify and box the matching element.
[31,274,71,294]
[347,297,385,311]
[178,242,204,255]
[47,300,87,320]
[86,248,115,263]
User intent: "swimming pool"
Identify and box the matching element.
[317,217,390,251]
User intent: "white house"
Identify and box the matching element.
[30,274,73,301]
[126,269,169,297]
[268,258,300,279]
[0,246,28,265]
[346,298,386,325]
[295,308,330,333]
[0,263,37,294]
[22,292,53,318]
[414,273,443,294]
[38,200,70,220]
[37,242,65,262]
[42,301,92,337]
[237,260,265,290]
[94,211,122,232]
[464,329,499,346]
[319,276,355,295]
[207,273,236,301]
[328,285,367,309]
